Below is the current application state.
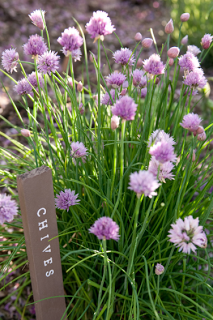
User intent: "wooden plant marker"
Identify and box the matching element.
[17,166,67,320]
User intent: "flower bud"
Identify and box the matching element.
[165,19,174,34]
[167,47,180,59]
[111,115,120,130]
[68,77,73,87]
[77,81,83,92]
[169,58,174,66]
[155,263,164,275]
[134,32,142,42]
[142,38,153,48]
[136,58,143,68]
[141,87,147,98]
[180,13,190,22]
[79,103,85,115]
[187,150,196,162]
[21,129,31,137]
[196,126,204,134]
[155,77,160,85]
[201,34,213,50]
[89,52,96,63]
[197,131,206,141]
[181,35,188,46]
[120,88,127,96]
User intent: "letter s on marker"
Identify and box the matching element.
[46,270,54,277]
[37,207,46,218]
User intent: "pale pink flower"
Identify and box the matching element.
[181,35,188,46]
[187,45,201,56]
[155,263,164,275]
[165,19,174,34]
[180,13,190,22]
[167,47,180,59]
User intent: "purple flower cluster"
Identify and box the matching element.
[143,54,165,76]
[111,96,137,121]
[57,27,83,57]
[106,72,126,88]
[55,189,80,212]
[70,141,88,164]
[29,10,45,30]
[89,216,120,241]
[101,89,115,106]
[132,69,147,88]
[148,157,174,183]
[23,34,47,57]
[85,11,115,40]
[149,141,177,164]
[128,170,160,198]
[37,51,60,74]
[187,45,201,56]
[148,129,176,147]
[2,48,19,73]
[14,78,32,95]
[201,34,213,49]
[180,113,202,132]
[183,68,207,89]
[28,72,44,90]
[113,48,135,66]
[178,52,200,71]
[0,194,18,225]
[168,216,207,254]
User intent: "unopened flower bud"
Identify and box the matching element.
[142,38,153,48]
[134,32,142,42]
[136,58,143,68]
[120,88,127,96]
[68,78,73,87]
[155,77,160,85]
[77,81,83,92]
[201,34,213,50]
[180,13,190,22]
[111,115,120,130]
[79,103,85,115]
[21,129,31,137]
[169,58,174,66]
[167,47,180,59]
[196,126,204,134]
[165,19,174,34]
[155,263,164,275]
[89,53,96,63]
[181,35,188,46]
[187,150,196,162]
[197,131,206,141]
[93,94,98,103]
[141,87,147,98]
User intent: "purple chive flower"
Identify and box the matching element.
[148,129,176,148]
[183,68,207,89]
[85,11,115,41]
[141,87,147,98]
[148,157,174,183]
[168,216,207,254]
[101,89,115,105]
[70,48,82,62]
[89,217,119,241]
[201,34,213,49]
[129,170,160,198]
[178,52,200,71]
[132,69,147,88]
[143,54,165,76]
[155,263,164,275]
[57,27,83,57]
[14,78,32,95]
[37,51,60,74]
[111,96,137,121]
[29,10,45,30]
[106,72,126,88]
[2,48,19,73]
[28,72,44,90]
[187,45,201,56]
[149,141,177,164]
[70,141,88,164]
[113,48,135,66]
[23,34,47,58]
[180,113,202,132]
[55,189,80,212]
[0,194,18,225]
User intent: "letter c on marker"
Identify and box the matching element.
[37,207,46,218]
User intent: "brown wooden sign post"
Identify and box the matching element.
[17,166,67,320]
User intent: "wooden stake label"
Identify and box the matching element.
[17,166,67,320]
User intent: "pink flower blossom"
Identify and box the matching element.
[23,34,47,57]
[178,52,200,71]
[148,129,176,148]
[180,113,202,132]
[106,72,126,88]
[168,216,207,254]
[89,216,120,241]
[55,189,80,212]
[29,10,45,30]
[183,68,207,89]
[201,34,213,50]
[2,48,19,73]
[180,13,190,22]
[101,89,115,105]
[142,38,153,48]
[111,96,137,121]
[134,32,142,41]
[167,47,180,59]
[132,69,147,88]
[113,48,135,66]
[70,141,88,164]
[0,194,18,225]
[155,263,164,275]
[85,11,115,41]
[187,45,201,56]
[128,170,160,198]
[149,141,177,163]
[57,27,83,57]
[111,115,120,129]
[181,35,188,46]
[148,157,174,182]
[143,54,165,76]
